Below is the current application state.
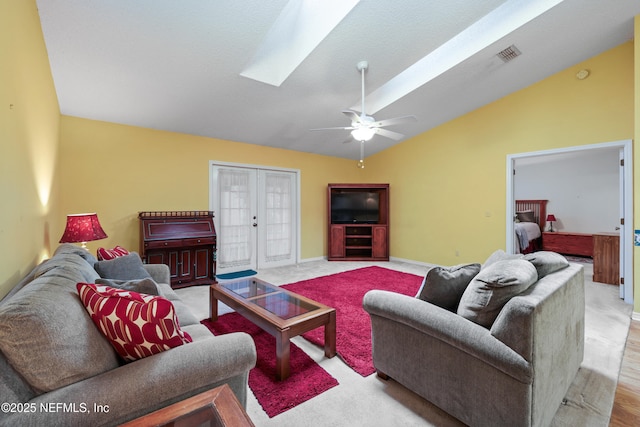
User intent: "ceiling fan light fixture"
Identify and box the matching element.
[351,127,376,141]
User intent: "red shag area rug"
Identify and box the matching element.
[201,315,338,418]
[282,266,422,376]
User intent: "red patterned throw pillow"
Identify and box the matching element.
[76,283,192,362]
[96,245,130,261]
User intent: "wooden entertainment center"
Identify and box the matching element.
[327,184,389,261]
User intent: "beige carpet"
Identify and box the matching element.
[176,259,632,427]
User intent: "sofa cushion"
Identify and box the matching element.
[0,350,35,404]
[53,243,99,265]
[94,253,151,280]
[523,251,569,279]
[97,245,130,261]
[0,276,120,393]
[156,283,200,326]
[95,277,160,295]
[482,249,523,270]
[416,263,481,311]
[457,259,538,328]
[77,283,192,362]
[34,253,100,284]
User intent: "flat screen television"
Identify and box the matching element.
[331,191,379,224]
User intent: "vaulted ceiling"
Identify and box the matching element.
[37,0,640,160]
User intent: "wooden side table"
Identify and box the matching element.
[541,231,593,257]
[119,384,255,427]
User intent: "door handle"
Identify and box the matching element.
[253,216,258,227]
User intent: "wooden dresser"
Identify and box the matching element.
[139,211,217,288]
[541,231,593,257]
[593,232,620,285]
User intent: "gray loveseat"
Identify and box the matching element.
[0,244,256,427]
[363,251,585,427]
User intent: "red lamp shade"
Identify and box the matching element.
[59,213,108,249]
[546,214,557,222]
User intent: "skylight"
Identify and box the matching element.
[240,0,360,87]
[358,0,565,114]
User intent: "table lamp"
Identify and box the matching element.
[59,213,108,250]
[546,214,557,232]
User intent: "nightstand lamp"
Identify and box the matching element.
[546,214,557,232]
[59,213,108,250]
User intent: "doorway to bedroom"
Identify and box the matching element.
[506,139,633,304]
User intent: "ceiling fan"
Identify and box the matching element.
[312,61,417,142]
[311,61,417,167]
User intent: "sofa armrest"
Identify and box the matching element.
[363,290,531,382]
[5,332,256,427]
[144,263,170,285]
[491,263,585,364]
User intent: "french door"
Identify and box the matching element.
[210,162,298,275]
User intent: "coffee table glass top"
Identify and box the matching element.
[222,279,278,299]
[220,278,320,320]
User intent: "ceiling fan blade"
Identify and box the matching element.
[373,115,417,128]
[342,110,363,124]
[375,128,405,141]
[310,126,355,131]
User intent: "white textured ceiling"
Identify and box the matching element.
[36,0,640,160]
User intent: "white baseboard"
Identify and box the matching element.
[389,256,438,268]
[298,256,326,263]
[631,311,640,322]
[297,255,435,267]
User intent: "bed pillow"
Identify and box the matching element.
[416,263,481,311]
[516,210,535,223]
[77,283,192,362]
[97,245,130,261]
[457,259,538,328]
[524,251,569,279]
[94,252,151,280]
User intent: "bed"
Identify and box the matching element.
[514,199,548,253]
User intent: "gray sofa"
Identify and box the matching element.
[0,244,256,427]
[363,252,585,427]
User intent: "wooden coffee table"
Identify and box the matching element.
[210,277,336,381]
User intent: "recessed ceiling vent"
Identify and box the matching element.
[497,45,522,63]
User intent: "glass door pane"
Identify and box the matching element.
[213,167,257,273]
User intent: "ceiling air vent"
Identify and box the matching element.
[497,45,522,63]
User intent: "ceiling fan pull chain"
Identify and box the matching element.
[357,140,365,168]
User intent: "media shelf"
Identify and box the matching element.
[328,184,389,261]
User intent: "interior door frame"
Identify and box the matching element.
[505,139,633,304]
[208,160,301,270]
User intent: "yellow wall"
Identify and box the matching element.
[58,116,363,259]
[0,0,60,298]
[365,41,634,266]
